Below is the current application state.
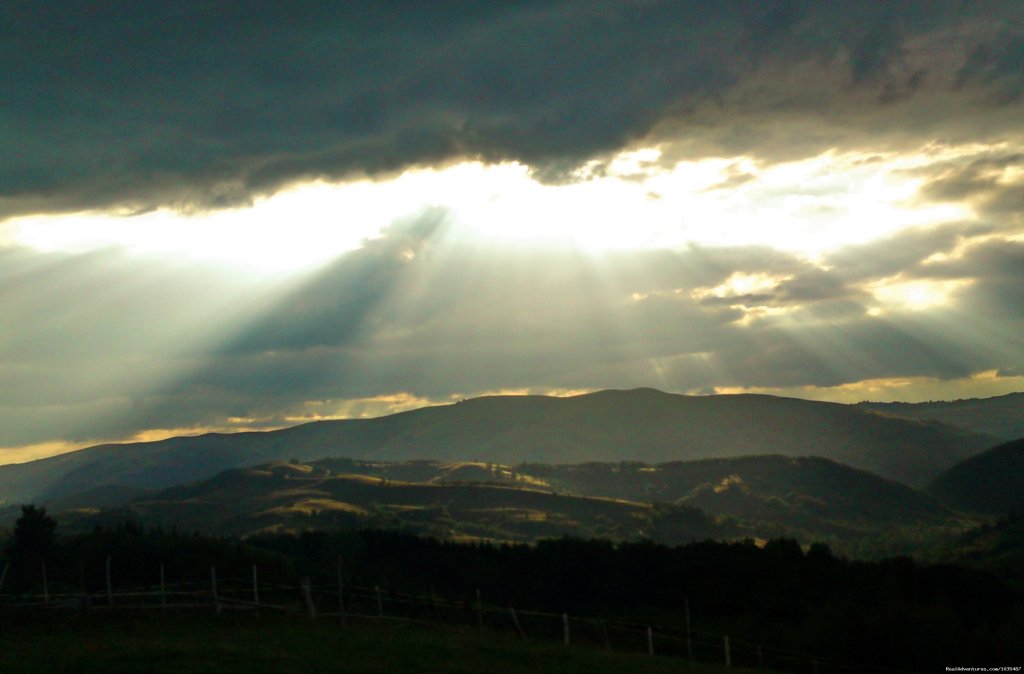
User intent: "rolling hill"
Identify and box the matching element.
[926,438,1024,515]
[86,460,727,543]
[37,454,960,553]
[512,455,952,529]
[0,388,995,502]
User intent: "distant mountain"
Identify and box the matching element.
[0,388,994,502]
[926,438,1024,515]
[858,393,1024,441]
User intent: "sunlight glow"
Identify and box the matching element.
[696,272,792,299]
[6,182,396,273]
[686,272,800,325]
[2,143,988,272]
[279,387,597,424]
[284,392,440,422]
[867,278,973,312]
[714,370,1024,404]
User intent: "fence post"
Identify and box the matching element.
[336,557,347,627]
[647,626,654,655]
[476,588,484,631]
[724,635,731,667]
[757,644,763,668]
[375,585,384,619]
[160,563,166,607]
[211,566,221,613]
[685,598,693,660]
[0,562,8,594]
[509,603,525,639]
[79,561,88,609]
[562,613,570,646]
[41,562,49,605]
[252,564,259,605]
[429,584,442,625]
[105,556,113,606]
[301,577,316,620]
[600,619,611,650]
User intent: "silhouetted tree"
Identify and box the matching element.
[8,505,57,564]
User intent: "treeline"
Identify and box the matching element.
[255,529,1021,670]
[2,510,1021,671]
[0,510,297,595]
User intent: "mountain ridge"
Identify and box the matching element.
[0,388,999,501]
[858,392,1024,440]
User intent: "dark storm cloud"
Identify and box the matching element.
[913,152,1024,220]
[773,271,850,303]
[956,33,1024,100]
[2,0,1023,219]
[822,222,987,282]
[917,238,1024,282]
[910,239,1024,333]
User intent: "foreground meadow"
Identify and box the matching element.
[0,611,771,674]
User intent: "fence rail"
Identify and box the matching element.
[0,560,920,674]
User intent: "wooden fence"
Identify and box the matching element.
[0,560,919,674]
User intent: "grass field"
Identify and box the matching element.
[0,611,773,674]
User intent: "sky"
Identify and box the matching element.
[2,1,1023,463]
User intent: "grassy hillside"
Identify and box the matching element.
[0,388,994,502]
[114,461,727,543]
[35,455,967,556]
[927,438,1024,515]
[0,614,763,674]
[519,455,954,532]
[313,455,956,536]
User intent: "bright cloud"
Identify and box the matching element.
[867,278,974,313]
[715,370,1024,404]
[2,144,985,272]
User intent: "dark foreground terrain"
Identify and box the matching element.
[0,612,767,674]
[1,522,1021,673]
